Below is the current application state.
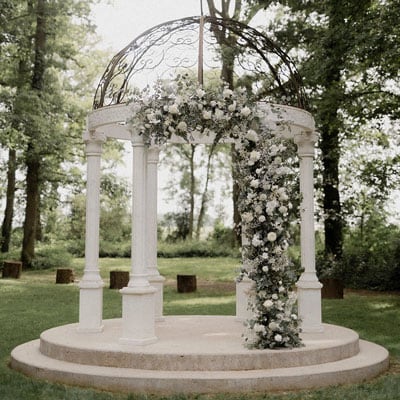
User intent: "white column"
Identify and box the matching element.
[236,227,254,322]
[294,131,323,333]
[146,145,165,322]
[120,133,157,345]
[78,131,106,333]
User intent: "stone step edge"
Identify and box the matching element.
[10,339,389,394]
[39,335,360,371]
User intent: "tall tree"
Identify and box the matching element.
[21,0,48,267]
[245,0,400,266]
[0,1,33,252]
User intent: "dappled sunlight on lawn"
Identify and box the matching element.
[168,295,235,307]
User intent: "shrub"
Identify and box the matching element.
[342,220,400,291]
[31,245,73,270]
[99,240,131,258]
[157,240,240,258]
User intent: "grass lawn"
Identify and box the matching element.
[0,257,399,400]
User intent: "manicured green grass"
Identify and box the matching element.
[0,257,399,400]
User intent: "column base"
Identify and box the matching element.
[78,280,104,333]
[235,277,254,322]
[120,285,157,345]
[296,279,323,333]
[148,274,166,322]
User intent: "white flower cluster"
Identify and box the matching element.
[128,74,254,146]
[236,124,302,350]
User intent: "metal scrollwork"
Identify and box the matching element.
[93,16,308,110]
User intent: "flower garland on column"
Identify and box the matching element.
[236,118,302,349]
[128,74,302,349]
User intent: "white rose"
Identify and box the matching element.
[241,106,251,117]
[177,121,187,132]
[202,110,212,120]
[250,179,260,188]
[262,253,268,260]
[267,232,277,242]
[210,100,217,107]
[242,212,254,223]
[250,150,261,161]
[254,323,266,333]
[223,88,233,98]
[291,314,298,320]
[245,129,258,142]
[274,334,283,342]
[279,206,288,215]
[268,321,279,331]
[196,88,205,97]
[258,215,266,223]
[272,294,279,300]
[278,286,285,293]
[168,104,179,114]
[259,193,267,201]
[263,299,273,309]
[262,265,269,272]
[252,237,263,247]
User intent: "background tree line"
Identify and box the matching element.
[1,0,399,289]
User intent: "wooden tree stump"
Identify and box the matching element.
[110,270,129,289]
[2,260,22,279]
[177,275,197,293]
[321,278,344,299]
[56,268,75,284]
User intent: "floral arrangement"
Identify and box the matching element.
[235,121,302,349]
[128,75,302,349]
[128,74,253,146]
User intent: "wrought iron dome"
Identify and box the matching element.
[93,16,308,110]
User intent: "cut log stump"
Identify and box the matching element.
[2,260,22,279]
[177,274,197,293]
[56,269,75,284]
[109,270,129,289]
[321,278,344,299]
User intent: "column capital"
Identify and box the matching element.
[147,145,160,164]
[83,130,106,143]
[131,132,145,147]
[294,131,318,157]
[83,131,106,155]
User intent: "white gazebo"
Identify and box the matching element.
[11,16,389,394]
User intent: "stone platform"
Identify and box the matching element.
[10,316,389,394]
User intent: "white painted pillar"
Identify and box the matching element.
[294,131,323,333]
[78,131,106,333]
[120,133,157,345]
[236,227,254,322]
[146,145,165,322]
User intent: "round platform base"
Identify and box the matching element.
[10,316,389,394]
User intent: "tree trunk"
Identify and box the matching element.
[319,3,346,262]
[1,149,16,253]
[22,156,41,268]
[196,144,216,239]
[21,0,47,268]
[188,144,196,240]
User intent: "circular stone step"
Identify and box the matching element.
[39,316,359,371]
[10,339,389,394]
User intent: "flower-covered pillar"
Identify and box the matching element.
[120,133,157,345]
[78,131,106,333]
[294,131,323,333]
[146,145,165,321]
